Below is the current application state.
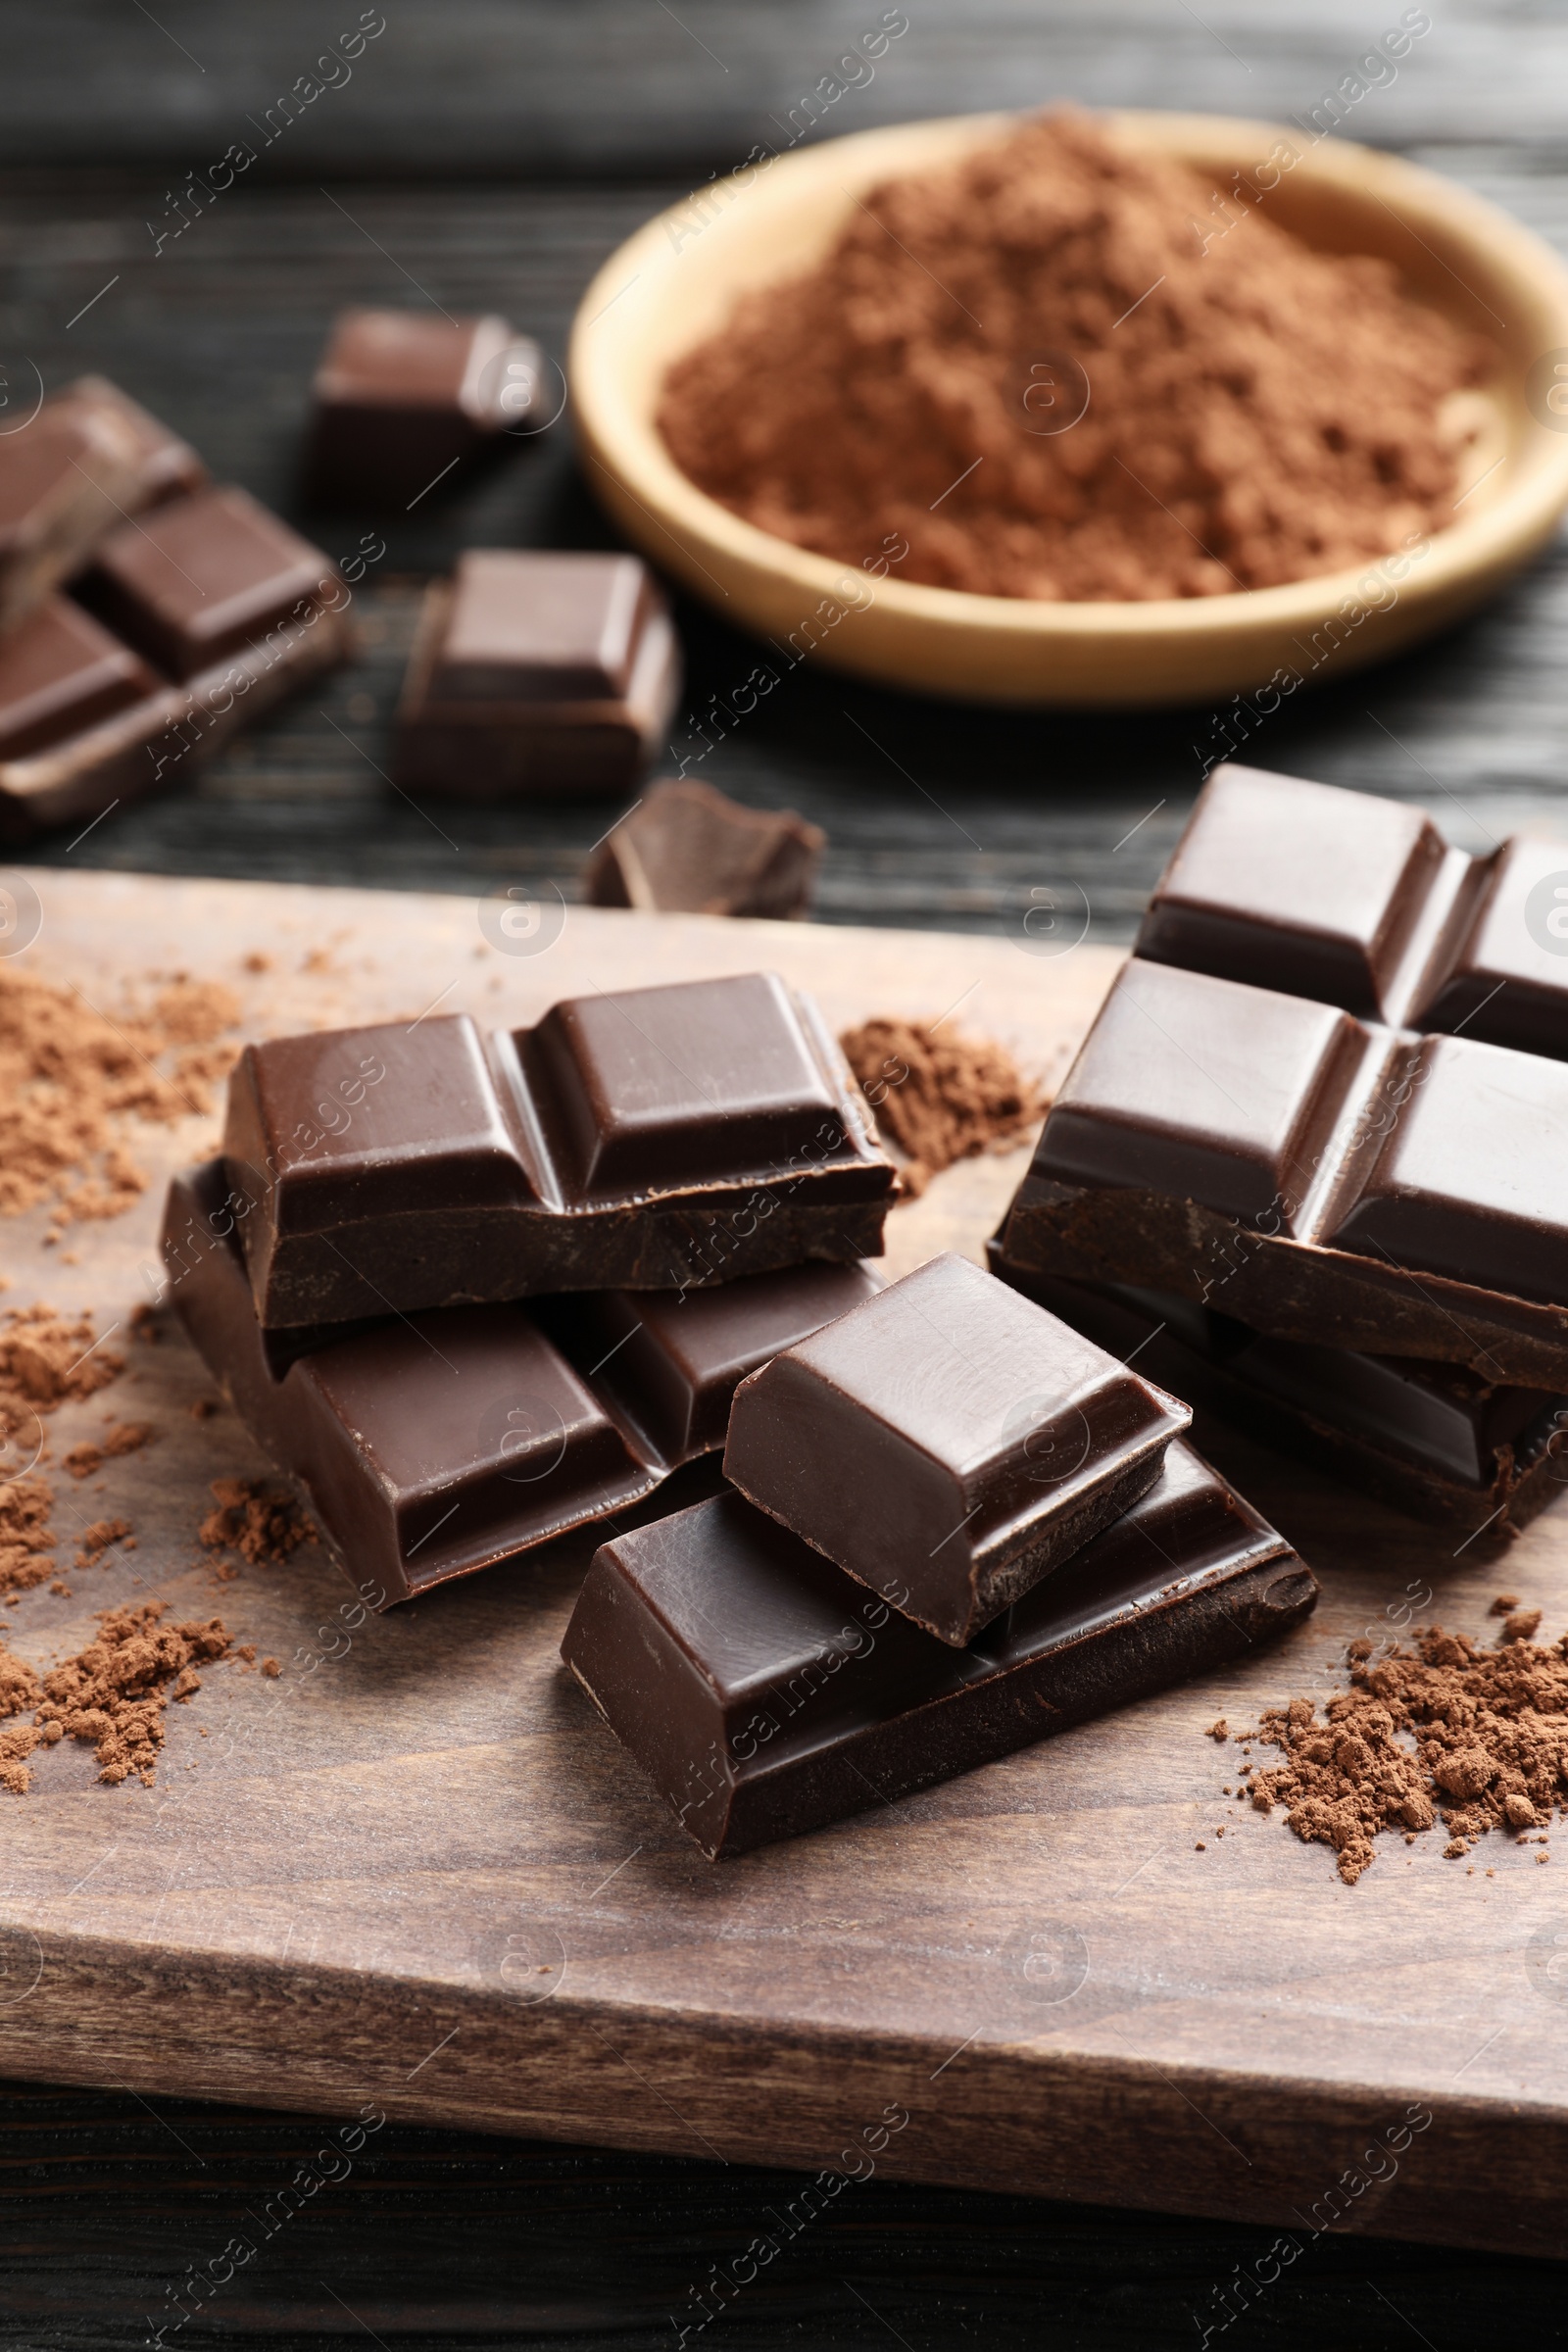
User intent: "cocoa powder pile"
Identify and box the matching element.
[0,1306,127,1600]
[0,966,238,1232]
[199,1476,318,1572]
[0,1602,232,1794]
[661,110,1493,601]
[1220,1598,1568,1884]
[840,1017,1046,1198]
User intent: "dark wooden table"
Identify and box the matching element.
[3,4,1567,2341]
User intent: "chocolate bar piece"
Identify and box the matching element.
[563,1448,1317,1858]
[221,973,895,1328]
[1003,761,1568,1386]
[164,1157,879,1604]
[0,490,349,842]
[394,551,680,796]
[66,375,208,510]
[1138,760,1568,1058]
[989,1246,1568,1536]
[723,1251,1191,1645]
[304,309,544,509]
[0,379,154,629]
[584,778,824,919]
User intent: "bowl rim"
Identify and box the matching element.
[568,107,1568,645]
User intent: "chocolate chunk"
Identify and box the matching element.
[723,1250,1191,1645]
[65,375,208,509]
[989,1247,1568,1536]
[74,484,340,679]
[304,308,544,508]
[1005,756,1568,1385]
[1138,763,1447,1020]
[563,1448,1317,1858]
[220,974,894,1328]
[584,778,824,918]
[0,485,349,841]
[0,380,155,629]
[394,551,680,795]
[163,1157,878,1603]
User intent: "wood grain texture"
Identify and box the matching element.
[2,868,1567,2263]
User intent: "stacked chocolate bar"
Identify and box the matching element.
[0,375,348,840]
[994,761,1568,1534]
[163,967,1316,1854]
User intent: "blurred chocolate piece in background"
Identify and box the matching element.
[585,777,823,918]
[303,308,544,508]
[0,378,163,629]
[395,550,680,795]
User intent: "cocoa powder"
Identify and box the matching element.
[840,1017,1046,1199]
[199,1477,318,1570]
[0,1306,125,1600]
[1222,1604,1568,1883]
[661,110,1493,602]
[0,1602,233,1794]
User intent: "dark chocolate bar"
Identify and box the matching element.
[220,974,894,1329]
[394,551,680,796]
[0,490,349,841]
[163,1158,879,1605]
[563,1448,1318,1858]
[67,375,208,510]
[1001,764,1568,1387]
[304,309,545,509]
[584,778,824,919]
[723,1250,1191,1644]
[988,1244,1568,1536]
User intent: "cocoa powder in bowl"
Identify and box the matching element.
[660,110,1494,602]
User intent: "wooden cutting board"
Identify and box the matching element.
[2,866,1565,2264]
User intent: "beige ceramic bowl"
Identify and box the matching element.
[569,110,1568,709]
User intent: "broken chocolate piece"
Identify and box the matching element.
[723,1250,1191,1645]
[394,551,680,795]
[220,974,894,1328]
[563,1449,1317,1858]
[303,308,545,508]
[584,777,824,919]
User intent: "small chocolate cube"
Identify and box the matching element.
[723,1250,1193,1646]
[1414,834,1568,1061]
[394,550,680,796]
[304,308,544,508]
[585,777,824,918]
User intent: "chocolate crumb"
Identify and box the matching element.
[199,1476,317,1567]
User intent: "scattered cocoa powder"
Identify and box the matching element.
[661,110,1494,603]
[0,965,238,1231]
[64,1422,155,1480]
[0,1602,233,1793]
[0,1307,126,1599]
[199,1476,318,1568]
[1232,1604,1568,1884]
[75,1517,132,1565]
[839,1017,1046,1199]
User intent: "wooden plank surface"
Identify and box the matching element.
[4,865,1568,2262]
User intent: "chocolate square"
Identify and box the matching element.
[723,1250,1192,1645]
[394,551,680,797]
[1137,762,1446,1018]
[1414,835,1568,1061]
[292,1305,656,1595]
[74,485,338,678]
[1331,1032,1568,1306]
[1034,959,1366,1228]
[304,309,543,507]
[0,386,153,628]
[0,597,162,760]
[522,972,846,1200]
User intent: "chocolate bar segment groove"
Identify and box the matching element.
[163,1159,879,1604]
[563,1454,1317,1859]
[222,975,895,1328]
[723,1251,1191,1646]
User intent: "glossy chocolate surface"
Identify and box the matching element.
[394,552,680,797]
[221,976,894,1328]
[990,1247,1568,1534]
[305,309,542,507]
[0,381,154,626]
[1413,834,1568,1060]
[563,1451,1316,1858]
[0,597,161,760]
[163,1157,879,1604]
[584,777,823,919]
[74,485,338,679]
[724,1251,1191,1645]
